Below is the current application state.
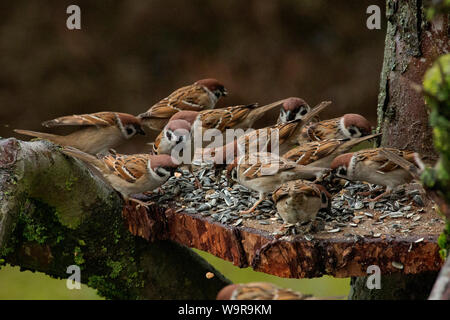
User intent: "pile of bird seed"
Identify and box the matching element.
[143,167,444,239]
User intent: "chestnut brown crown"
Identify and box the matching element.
[342,114,372,135]
[330,152,354,170]
[195,78,227,97]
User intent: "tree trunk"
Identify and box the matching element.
[349,272,438,300]
[0,138,230,299]
[377,0,449,156]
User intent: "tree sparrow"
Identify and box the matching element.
[227,152,328,214]
[272,180,330,224]
[298,113,373,144]
[152,100,286,153]
[330,147,421,201]
[14,112,145,155]
[278,97,311,123]
[236,99,332,155]
[138,78,228,131]
[282,133,381,168]
[61,147,179,207]
[217,282,313,300]
[153,119,192,156]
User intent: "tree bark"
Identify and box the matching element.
[377,0,449,156]
[0,138,230,299]
[349,272,438,300]
[429,254,450,299]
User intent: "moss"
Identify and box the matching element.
[438,222,450,259]
[65,176,78,191]
[73,246,85,266]
[422,54,450,258]
[106,260,123,279]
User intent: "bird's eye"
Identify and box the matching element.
[300,108,308,116]
[166,130,173,140]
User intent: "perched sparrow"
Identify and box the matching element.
[298,113,373,145]
[227,152,328,214]
[152,100,286,153]
[278,97,311,123]
[138,78,227,131]
[153,119,192,156]
[272,180,330,224]
[61,147,179,207]
[14,112,145,155]
[330,147,420,201]
[217,282,314,300]
[282,133,381,168]
[236,99,331,155]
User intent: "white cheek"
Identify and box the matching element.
[339,118,351,138]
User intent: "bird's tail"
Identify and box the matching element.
[340,133,381,150]
[247,100,284,122]
[293,165,330,180]
[61,146,104,169]
[290,100,332,136]
[379,149,421,179]
[14,129,63,143]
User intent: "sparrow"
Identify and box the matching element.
[235,99,331,155]
[153,119,192,156]
[272,180,330,224]
[282,133,381,168]
[278,97,311,123]
[14,112,145,155]
[138,78,228,131]
[227,152,328,214]
[298,113,373,145]
[216,282,314,300]
[330,147,422,201]
[61,147,179,207]
[152,100,286,153]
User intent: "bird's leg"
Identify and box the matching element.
[367,188,392,202]
[189,165,202,189]
[128,197,154,209]
[357,186,384,197]
[240,193,266,215]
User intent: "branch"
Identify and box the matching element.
[0,138,230,299]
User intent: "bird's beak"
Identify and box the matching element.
[222,89,228,97]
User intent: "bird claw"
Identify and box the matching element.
[129,198,154,209]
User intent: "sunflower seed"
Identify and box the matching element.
[413,195,424,206]
[328,228,341,233]
[354,201,364,210]
[197,203,212,211]
[304,234,314,241]
[392,261,404,270]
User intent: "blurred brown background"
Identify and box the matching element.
[0,0,385,154]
